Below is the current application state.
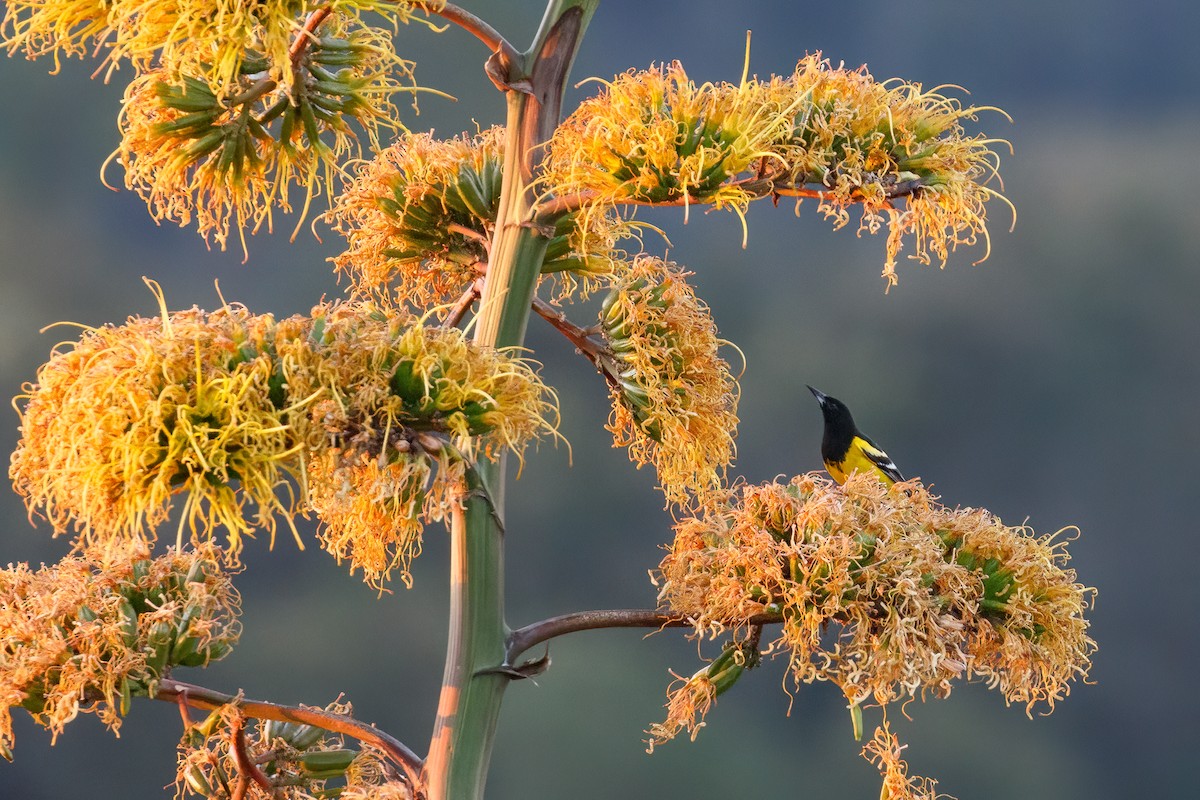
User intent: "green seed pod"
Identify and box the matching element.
[279,106,297,145]
[118,677,133,716]
[300,748,357,774]
[301,101,323,148]
[617,378,651,409]
[317,36,355,51]
[289,723,326,750]
[606,316,631,340]
[130,560,151,585]
[203,640,234,662]
[453,169,494,221]
[274,721,300,743]
[390,360,424,402]
[606,337,634,354]
[169,635,202,667]
[183,765,214,796]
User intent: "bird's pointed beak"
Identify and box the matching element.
[807,385,828,407]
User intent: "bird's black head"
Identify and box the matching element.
[807,385,855,426]
[807,385,858,456]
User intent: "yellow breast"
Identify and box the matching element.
[825,438,897,486]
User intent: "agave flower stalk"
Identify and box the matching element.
[421,4,598,799]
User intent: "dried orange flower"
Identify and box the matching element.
[11,294,558,585]
[545,55,1009,284]
[862,722,950,800]
[341,781,415,800]
[600,256,739,508]
[645,636,758,751]
[657,473,1094,713]
[326,127,637,309]
[0,542,239,757]
[645,672,717,752]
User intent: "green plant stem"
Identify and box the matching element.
[423,3,598,800]
[424,470,506,800]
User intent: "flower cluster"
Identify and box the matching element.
[3,1,440,252]
[654,473,1094,738]
[112,20,414,252]
[176,700,409,800]
[294,306,559,586]
[0,543,239,757]
[11,296,558,585]
[546,55,1008,284]
[2,1,438,91]
[599,256,739,507]
[326,127,636,310]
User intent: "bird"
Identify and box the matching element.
[807,385,904,486]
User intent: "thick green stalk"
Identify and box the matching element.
[424,3,598,799]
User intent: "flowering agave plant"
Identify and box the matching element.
[1,2,1091,799]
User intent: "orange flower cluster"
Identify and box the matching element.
[654,473,1094,741]
[0,543,239,757]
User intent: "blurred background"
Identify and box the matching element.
[1,1,1196,797]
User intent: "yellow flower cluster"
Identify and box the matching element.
[599,256,739,508]
[327,128,505,308]
[4,0,437,252]
[545,55,1008,284]
[176,700,405,800]
[656,473,1094,719]
[112,20,413,253]
[10,297,558,585]
[2,1,437,92]
[0,543,239,757]
[326,127,636,310]
[293,305,559,586]
[546,61,792,216]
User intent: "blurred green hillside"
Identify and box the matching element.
[1,2,1196,798]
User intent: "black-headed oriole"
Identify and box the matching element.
[807,385,904,486]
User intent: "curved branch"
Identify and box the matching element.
[533,175,926,222]
[506,609,785,663]
[289,6,335,61]
[228,5,334,108]
[229,713,273,792]
[157,677,424,792]
[425,2,518,61]
[531,297,609,365]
